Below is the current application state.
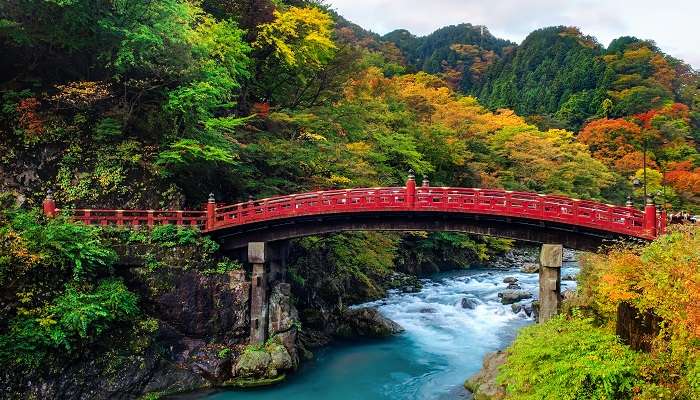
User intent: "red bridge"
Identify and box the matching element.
[43,173,666,251]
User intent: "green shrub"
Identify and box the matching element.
[498,316,642,400]
[0,278,139,368]
[1,208,117,282]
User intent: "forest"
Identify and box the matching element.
[0,0,699,398]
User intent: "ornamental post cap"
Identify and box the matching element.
[646,195,654,205]
[625,195,633,207]
[45,189,53,200]
[208,193,215,202]
[408,169,415,179]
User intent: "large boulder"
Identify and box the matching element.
[498,290,532,305]
[232,340,294,380]
[464,351,507,400]
[502,277,518,284]
[335,307,404,338]
[234,349,272,378]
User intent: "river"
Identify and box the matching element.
[200,253,579,400]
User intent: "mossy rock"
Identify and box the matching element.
[234,349,271,378]
[222,374,286,388]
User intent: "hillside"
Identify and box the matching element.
[382,24,515,91]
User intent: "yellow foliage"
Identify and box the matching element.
[581,225,700,339]
[255,6,336,70]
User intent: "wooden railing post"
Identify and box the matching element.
[643,197,657,237]
[659,208,667,235]
[42,190,57,218]
[406,170,416,209]
[206,193,216,230]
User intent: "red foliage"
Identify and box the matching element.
[16,98,44,138]
[579,118,641,165]
[252,102,271,118]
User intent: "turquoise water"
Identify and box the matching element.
[200,261,579,400]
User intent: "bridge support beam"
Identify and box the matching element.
[538,244,563,323]
[248,242,268,343]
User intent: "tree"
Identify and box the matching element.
[252,6,337,107]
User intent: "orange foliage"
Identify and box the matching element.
[582,225,700,339]
[665,169,700,196]
[614,151,658,175]
[578,118,641,165]
[16,98,44,138]
[650,53,675,91]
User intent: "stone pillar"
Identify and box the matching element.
[248,242,268,343]
[538,244,563,323]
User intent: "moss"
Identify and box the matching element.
[222,374,287,388]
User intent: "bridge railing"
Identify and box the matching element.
[54,208,207,228]
[413,187,646,237]
[42,172,661,240]
[214,187,407,226]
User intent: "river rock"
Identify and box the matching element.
[498,290,532,304]
[520,263,539,273]
[464,350,507,400]
[506,283,521,290]
[460,298,479,309]
[233,340,293,380]
[233,349,272,378]
[511,303,534,317]
[335,307,404,338]
[562,274,576,281]
[502,277,518,284]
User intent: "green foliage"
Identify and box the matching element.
[289,232,399,304]
[2,208,117,281]
[0,278,138,369]
[156,138,238,171]
[149,225,202,247]
[499,316,642,400]
[202,259,243,275]
[477,26,605,124]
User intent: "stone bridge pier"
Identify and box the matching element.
[247,241,289,343]
[538,243,563,323]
